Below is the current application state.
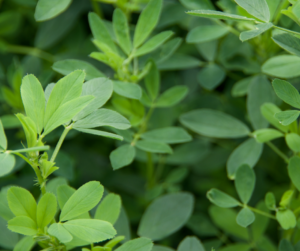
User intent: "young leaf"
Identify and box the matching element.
[75,128,123,141]
[274,110,300,126]
[133,0,163,48]
[279,190,294,208]
[13,236,35,251]
[34,0,72,22]
[145,62,160,101]
[156,86,188,107]
[0,120,7,150]
[265,192,276,210]
[141,127,192,144]
[187,10,255,21]
[113,81,142,100]
[95,194,121,225]
[240,23,273,42]
[63,219,116,243]
[272,32,300,57]
[276,209,296,230]
[235,165,256,204]
[15,114,37,148]
[7,187,37,221]
[115,237,153,251]
[135,140,172,154]
[207,189,240,208]
[20,74,45,134]
[138,192,194,241]
[180,109,250,139]
[261,103,289,132]
[252,128,284,143]
[60,181,104,221]
[236,207,255,228]
[272,79,300,108]
[105,236,126,249]
[288,156,300,192]
[48,223,73,243]
[52,59,105,81]
[197,63,226,90]
[235,0,270,22]
[177,236,205,251]
[8,216,37,235]
[186,25,229,44]
[0,153,15,177]
[109,144,136,170]
[37,193,57,228]
[286,133,300,152]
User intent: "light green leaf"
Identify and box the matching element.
[156,86,188,107]
[235,165,256,204]
[145,62,160,101]
[95,194,121,225]
[273,78,300,108]
[48,223,73,243]
[177,236,205,251]
[115,237,153,251]
[75,128,123,141]
[13,236,35,251]
[266,0,281,20]
[109,144,136,170]
[63,219,116,243]
[8,216,37,235]
[286,133,300,152]
[134,31,173,57]
[7,187,36,221]
[262,55,300,78]
[240,23,273,42]
[288,156,300,191]
[276,209,296,230]
[274,110,300,126]
[272,32,300,57]
[279,190,294,208]
[141,127,192,144]
[60,181,104,221]
[231,77,253,97]
[73,78,113,121]
[74,109,131,130]
[20,74,45,134]
[57,185,76,210]
[207,189,240,208]
[52,59,105,81]
[236,208,255,228]
[0,120,7,150]
[0,153,15,177]
[133,0,163,48]
[227,138,263,179]
[113,81,142,100]
[15,114,37,148]
[235,0,270,22]
[265,192,276,210]
[197,63,226,90]
[138,192,194,241]
[187,10,255,21]
[104,236,125,249]
[135,140,172,154]
[261,103,289,132]
[37,193,57,228]
[180,109,250,139]
[252,128,284,143]
[186,25,229,44]
[34,0,72,22]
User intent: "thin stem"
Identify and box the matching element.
[90,0,103,18]
[10,152,31,166]
[214,19,240,37]
[247,205,277,220]
[266,141,290,164]
[274,26,300,37]
[50,126,72,163]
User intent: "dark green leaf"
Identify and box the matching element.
[35,0,72,22]
[186,25,229,44]
[113,81,142,100]
[207,189,240,208]
[156,86,188,107]
[110,144,136,170]
[236,208,255,228]
[235,165,256,204]
[135,140,172,154]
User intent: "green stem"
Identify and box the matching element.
[247,205,277,220]
[215,19,240,37]
[266,141,290,164]
[274,26,300,37]
[50,126,72,163]
[91,0,103,18]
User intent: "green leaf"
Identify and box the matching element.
[231,76,253,97]
[227,138,263,179]
[138,192,194,241]
[145,62,160,101]
[95,194,121,225]
[196,40,218,62]
[109,144,136,170]
[52,59,105,81]
[261,103,289,132]
[0,120,7,150]
[104,236,125,249]
[207,189,240,208]
[113,8,132,55]
[141,127,192,144]
[113,81,142,100]
[60,181,104,221]
[273,79,300,108]
[197,63,226,90]
[15,114,37,148]
[252,128,284,143]
[115,237,153,251]
[274,110,300,126]
[133,0,163,48]
[236,208,255,228]
[48,223,73,243]
[13,236,35,251]
[44,95,94,135]
[63,219,116,243]
[288,156,300,191]
[7,187,36,221]
[235,0,270,22]
[134,31,173,57]
[57,185,75,210]
[20,74,45,134]
[177,236,205,251]
[265,192,276,210]
[75,128,123,141]
[272,32,300,57]
[235,165,256,204]
[186,25,229,44]
[180,0,214,9]
[135,140,172,154]
[180,109,250,139]
[74,109,131,130]
[279,190,294,208]
[34,0,72,22]
[158,53,202,70]
[286,133,300,152]
[37,193,57,228]
[276,209,296,230]
[73,78,113,121]
[0,153,15,177]
[262,55,300,78]
[279,239,294,251]
[156,86,188,107]
[8,216,37,235]
[187,10,255,21]
[240,23,273,42]
[0,191,14,220]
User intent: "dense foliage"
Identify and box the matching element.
[3,0,300,250]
